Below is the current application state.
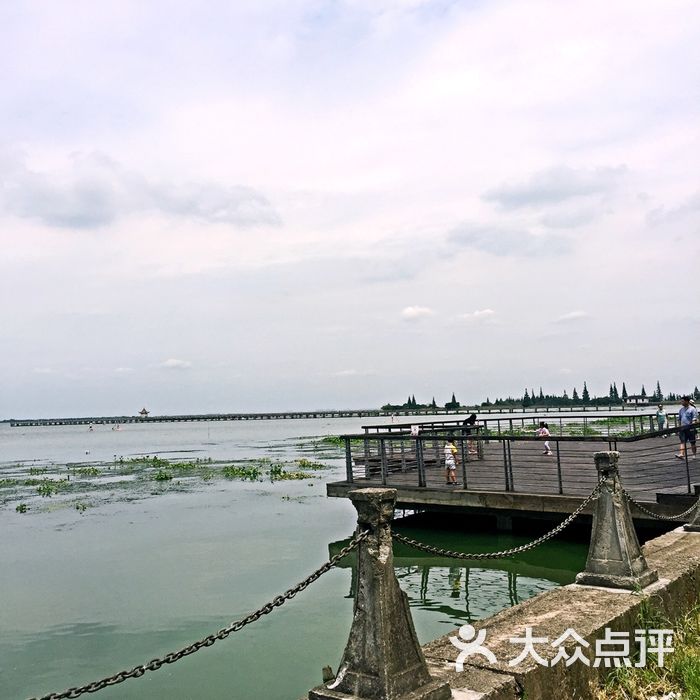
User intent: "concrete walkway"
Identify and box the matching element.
[421,528,700,699]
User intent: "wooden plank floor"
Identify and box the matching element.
[345,435,699,503]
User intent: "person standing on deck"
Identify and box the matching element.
[676,396,698,459]
[536,421,553,456]
[655,404,667,435]
[462,413,478,455]
[444,437,459,485]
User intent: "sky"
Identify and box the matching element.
[1,0,699,418]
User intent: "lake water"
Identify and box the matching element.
[0,418,587,700]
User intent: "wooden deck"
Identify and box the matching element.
[329,434,700,523]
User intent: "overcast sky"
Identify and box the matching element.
[1,0,699,418]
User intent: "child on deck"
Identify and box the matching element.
[537,422,553,456]
[444,437,459,485]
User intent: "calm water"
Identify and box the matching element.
[0,419,587,700]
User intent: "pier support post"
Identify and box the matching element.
[308,488,451,700]
[576,452,658,590]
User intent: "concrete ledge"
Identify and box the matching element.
[421,528,700,700]
[327,482,683,523]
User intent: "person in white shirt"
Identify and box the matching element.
[444,438,459,485]
[536,422,553,456]
[676,396,698,459]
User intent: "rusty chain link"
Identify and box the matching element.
[27,530,368,700]
[392,479,605,560]
[621,488,700,522]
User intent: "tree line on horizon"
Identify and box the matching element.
[381,381,700,411]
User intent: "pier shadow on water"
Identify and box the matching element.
[330,511,589,641]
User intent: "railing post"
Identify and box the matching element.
[416,438,426,487]
[575,451,658,590]
[555,441,563,495]
[502,440,510,491]
[345,437,353,484]
[308,488,451,700]
[363,436,371,479]
[459,437,468,489]
[380,438,388,486]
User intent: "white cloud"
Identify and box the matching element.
[554,311,591,324]
[160,358,192,370]
[401,306,434,320]
[331,369,376,377]
[113,367,134,374]
[482,166,626,210]
[460,309,496,322]
[448,225,571,257]
[0,152,280,229]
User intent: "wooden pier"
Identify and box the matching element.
[327,414,697,525]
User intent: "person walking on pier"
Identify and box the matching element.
[444,437,459,485]
[536,421,553,456]
[676,396,698,459]
[655,404,667,435]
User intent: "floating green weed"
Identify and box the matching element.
[15,503,28,513]
[73,466,100,477]
[153,469,173,481]
[269,464,312,481]
[36,479,68,497]
[297,458,329,470]
[222,465,262,481]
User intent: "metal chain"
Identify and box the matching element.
[621,488,700,522]
[392,479,605,560]
[28,531,369,700]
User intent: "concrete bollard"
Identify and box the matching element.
[576,452,658,590]
[683,503,700,532]
[308,488,451,700]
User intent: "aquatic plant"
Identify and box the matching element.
[15,503,28,513]
[28,467,49,475]
[153,469,173,481]
[36,480,61,497]
[222,465,262,481]
[269,464,312,481]
[73,466,100,477]
[297,458,329,470]
[75,503,88,513]
[319,436,363,448]
[321,435,345,447]
[167,460,200,471]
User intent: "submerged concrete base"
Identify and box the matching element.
[421,527,700,700]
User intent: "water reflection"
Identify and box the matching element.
[332,528,585,627]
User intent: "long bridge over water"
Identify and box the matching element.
[7,403,650,427]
